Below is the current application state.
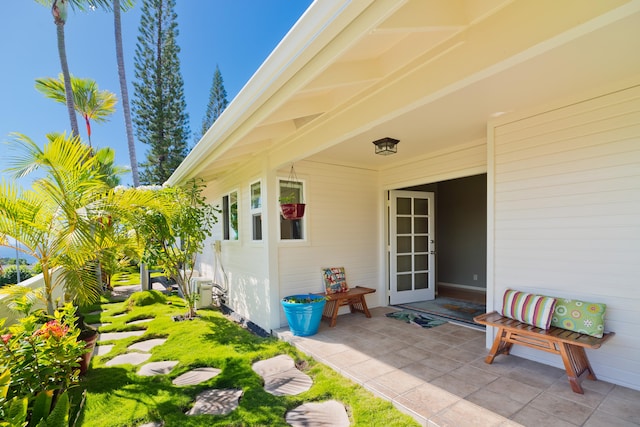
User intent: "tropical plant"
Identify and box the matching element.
[113,0,140,186]
[124,180,218,318]
[0,133,111,313]
[282,295,327,304]
[35,74,117,147]
[93,146,128,188]
[37,0,138,183]
[0,303,86,426]
[36,0,79,136]
[133,0,190,185]
[36,0,120,136]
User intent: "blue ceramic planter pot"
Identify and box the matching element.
[281,294,326,336]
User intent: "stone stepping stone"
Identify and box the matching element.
[186,389,243,416]
[128,338,167,352]
[127,318,154,325]
[98,330,145,342]
[86,310,102,316]
[286,400,350,427]
[111,313,127,318]
[138,423,162,427]
[252,354,312,396]
[106,352,151,367]
[89,322,111,329]
[137,361,179,376]
[94,344,114,356]
[172,367,221,386]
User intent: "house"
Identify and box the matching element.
[167,0,640,391]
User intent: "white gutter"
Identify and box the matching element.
[166,0,380,186]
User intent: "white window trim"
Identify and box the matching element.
[222,189,240,244]
[250,180,264,243]
[277,177,308,243]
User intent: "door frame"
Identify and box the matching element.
[388,190,436,305]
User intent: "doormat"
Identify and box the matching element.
[385,310,447,328]
[396,297,486,327]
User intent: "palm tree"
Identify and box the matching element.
[35,74,117,147]
[36,0,77,136]
[0,133,155,314]
[0,133,109,313]
[113,0,140,186]
[35,0,116,136]
[36,0,138,183]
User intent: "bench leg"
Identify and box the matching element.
[484,327,513,364]
[558,343,596,394]
[321,300,341,327]
[348,296,372,318]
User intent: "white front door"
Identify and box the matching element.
[389,190,436,305]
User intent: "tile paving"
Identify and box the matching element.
[275,306,640,427]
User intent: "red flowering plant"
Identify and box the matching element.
[0,303,87,424]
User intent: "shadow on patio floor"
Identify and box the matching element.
[274,307,640,427]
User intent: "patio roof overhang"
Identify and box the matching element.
[166,0,640,186]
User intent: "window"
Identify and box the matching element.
[222,191,238,240]
[250,181,262,240]
[279,179,304,240]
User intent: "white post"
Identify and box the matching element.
[140,263,149,291]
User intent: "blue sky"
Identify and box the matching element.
[1,0,313,187]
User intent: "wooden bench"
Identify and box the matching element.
[318,286,376,327]
[474,311,614,394]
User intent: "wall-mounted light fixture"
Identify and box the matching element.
[372,137,399,155]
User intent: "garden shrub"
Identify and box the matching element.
[126,290,167,307]
[0,265,33,287]
[0,304,87,425]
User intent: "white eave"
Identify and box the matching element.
[166,0,381,185]
[167,0,640,185]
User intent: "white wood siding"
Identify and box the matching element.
[277,161,381,327]
[380,138,487,190]
[197,159,275,331]
[489,83,640,390]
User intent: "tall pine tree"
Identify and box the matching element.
[199,65,228,139]
[132,0,190,185]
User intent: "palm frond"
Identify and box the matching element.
[0,285,46,317]
[56,260,102,306]
[35,76,67,104]
[4,133,46,179]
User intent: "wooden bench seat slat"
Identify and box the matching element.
[474,311,614,394]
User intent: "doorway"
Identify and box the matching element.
[389,174,487,316]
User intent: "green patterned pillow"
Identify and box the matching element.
[550,298,606,338]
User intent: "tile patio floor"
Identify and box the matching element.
[274,307,640,427]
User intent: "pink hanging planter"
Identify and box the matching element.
[280,203,306,220]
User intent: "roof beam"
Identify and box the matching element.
[377,0,467,32]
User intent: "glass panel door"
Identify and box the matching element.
[389,191,435,304]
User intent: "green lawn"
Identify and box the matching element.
[111,269,166,287]
[74,293,420,426]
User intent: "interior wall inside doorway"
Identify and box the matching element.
[403,174,487,290]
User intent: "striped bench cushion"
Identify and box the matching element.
[501,289,557,330]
